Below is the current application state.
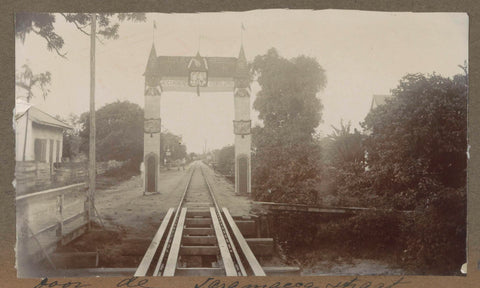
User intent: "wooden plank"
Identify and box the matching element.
[61,222,88,246]
[210,207,237,276]
[182,236,217,245]
[254,201,411,214]
[186,210,210,217]
[201,166,247,276]
[28,223,87,264]
[222,208,266,276]
[175,267,225,276]
[163,208,187,276]
[246,238,274,256]
[135,208,174,277]
[63,211,86,226]
[263,266,301,276]
[184,227,214,236]
[185,202,211,206]
[31,223,58,239]
[179,245,219,256]
[152,170,194,276]
[16,183,86,202]
[56,195,64,238]
[186,218,212,226]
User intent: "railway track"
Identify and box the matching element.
[134,162,265,277]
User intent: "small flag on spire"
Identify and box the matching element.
[241,23,245,46]
[153,20,157,29]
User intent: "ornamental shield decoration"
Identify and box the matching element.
[233,120,251,135]
[144,118,161,134]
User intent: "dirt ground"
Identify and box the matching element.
[57,161,264,268]
[301,259,405,276]
[53,162,405,275]
[201,162,266,217]
[95,162,260,236]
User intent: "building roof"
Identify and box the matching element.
[144,45,242,78]
[370,94,392,110]
[148,56,238,78]
[15,99,72,130]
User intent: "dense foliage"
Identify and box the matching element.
[160,132,187,164]
[213,145,235,175]
[15,12,146,57]
[359,72,468,273]
[77,101,187,171]
[60,114,82,161]
[266,71,467,274]
[251,48,326,204]
[321,121,366,204]
[79,101,144,168]
[362,73,467,210]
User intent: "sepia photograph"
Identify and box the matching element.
[14,10,468,278]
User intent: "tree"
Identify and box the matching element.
[326,120,364,167]
[251,48,327,204]
[15,64,51,102]
[161,132,187,165]
[79,101,144,168]
[362,72,467,210]
[57,114,83,161]
[253,48,326,139]
[15,12,146,57]
[321,120,367,204]
[215,145,235,175]
[359,72,467,273]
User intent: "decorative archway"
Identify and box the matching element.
[143,44,251,194]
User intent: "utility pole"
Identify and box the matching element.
[88,13,96,230]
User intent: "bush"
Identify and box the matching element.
[402,187,466,274]
[269,196,465,274]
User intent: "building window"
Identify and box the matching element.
[34,139,47,162]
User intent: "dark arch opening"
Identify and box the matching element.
[146,155,157,192]
[238,156,248,194]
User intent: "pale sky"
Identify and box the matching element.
[15,10,468,153]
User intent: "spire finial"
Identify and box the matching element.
[153,20,157,45]
[241,23,245,47]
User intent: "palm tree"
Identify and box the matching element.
[15,64,51,102]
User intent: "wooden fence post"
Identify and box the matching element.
[17,210,30,273]
[56,195,64,241]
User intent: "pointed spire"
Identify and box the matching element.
[238,45,246,63]
[144,43,157,76]
[235,45,248,78]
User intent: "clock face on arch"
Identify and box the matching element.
[189,71,208,87]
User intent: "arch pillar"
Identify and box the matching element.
[144,152,159,192]
[233,46,251,194]
[143,44,162,193]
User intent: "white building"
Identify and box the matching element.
[15,99,72,162]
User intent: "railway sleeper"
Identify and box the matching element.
[186,210,211,218]
[182,235,217,245]
[185,218,212,227]
[184,227,214,236]
[180,245,219,256]
[175,267,225,276]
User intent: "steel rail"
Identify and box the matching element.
[200,165,247,276]
[152,167,195,276]
[140,161,248,276]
